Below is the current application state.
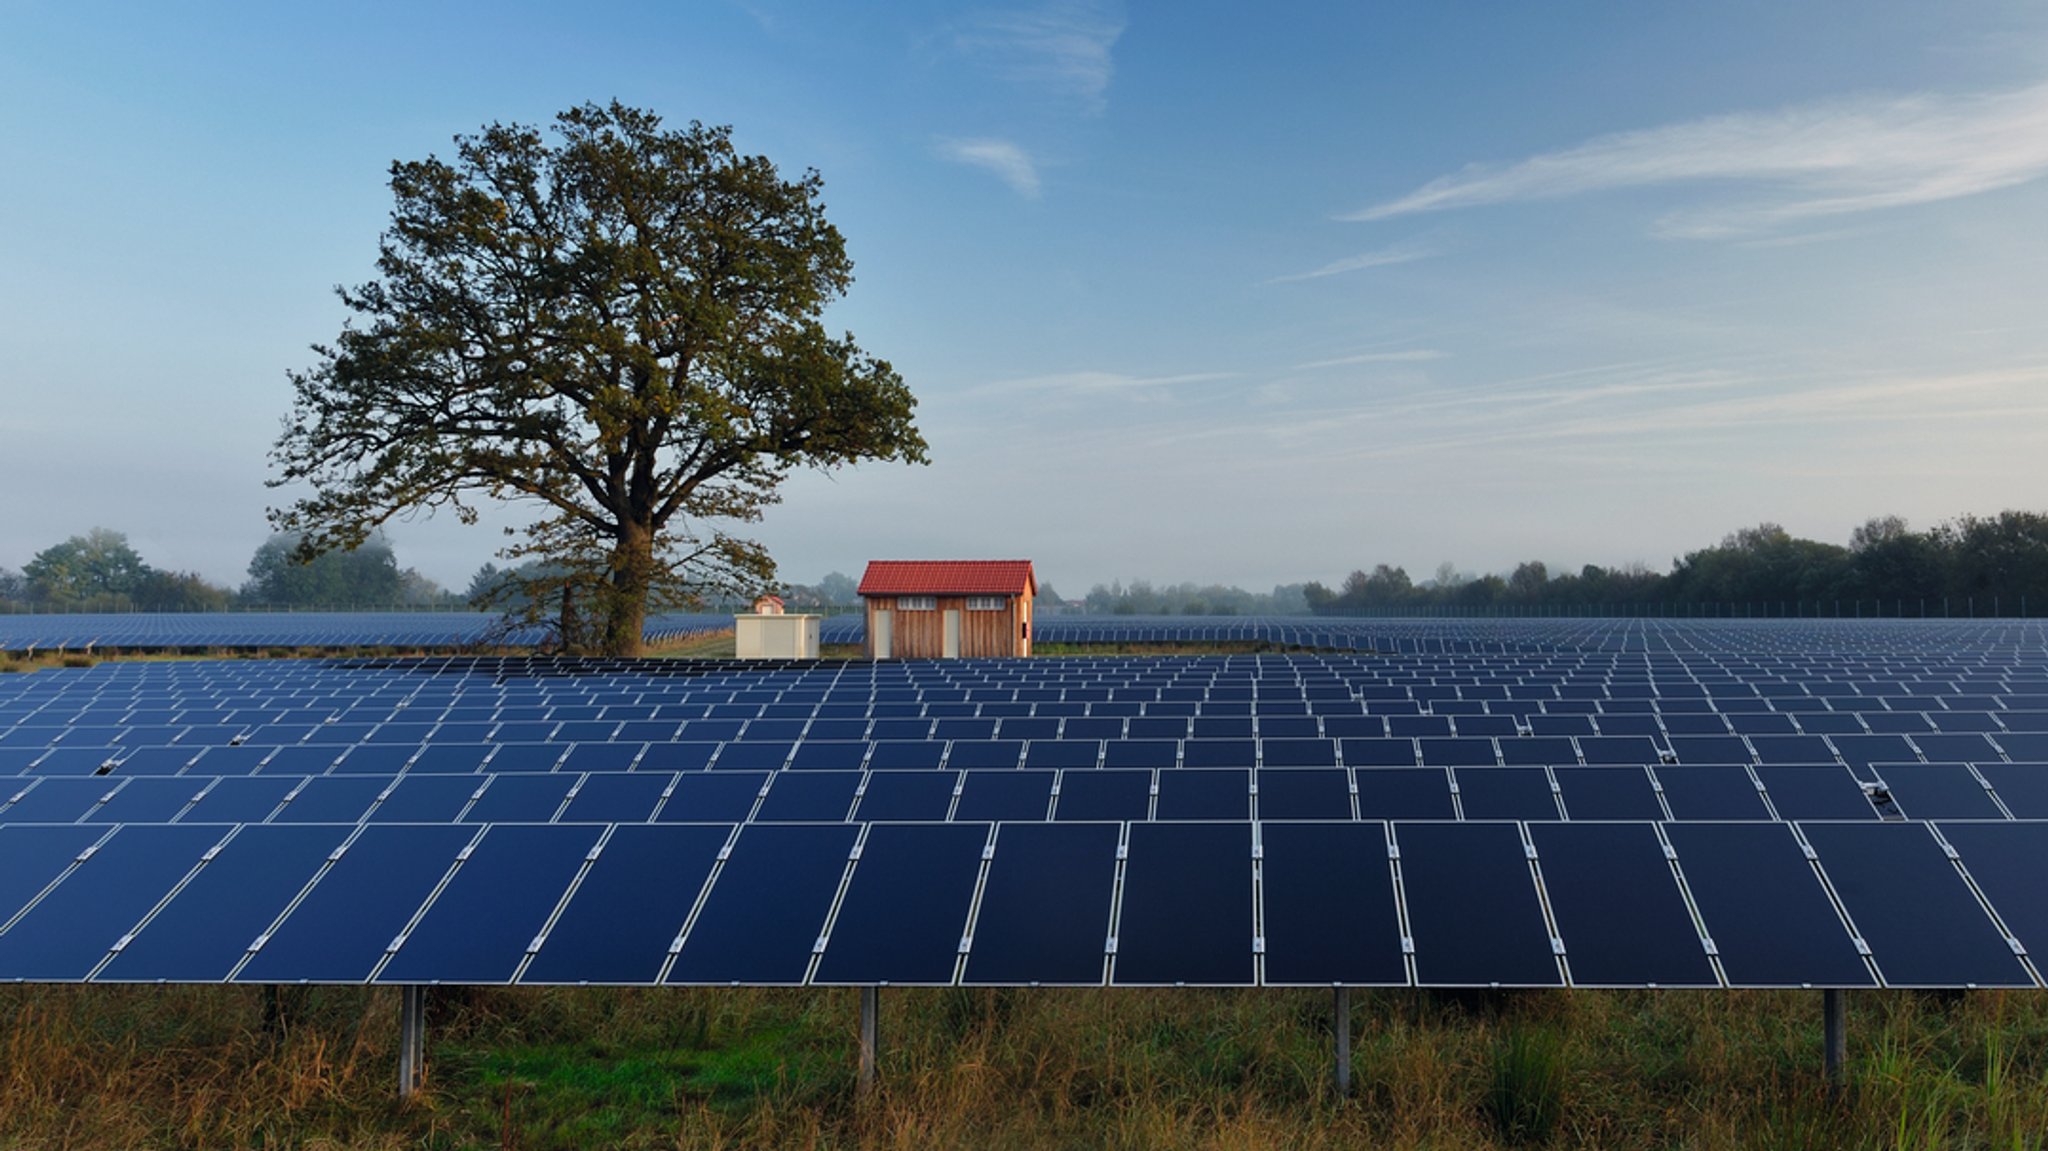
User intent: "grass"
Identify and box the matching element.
[6,984,2048,1149]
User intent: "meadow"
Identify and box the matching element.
[5,980,2047,1149]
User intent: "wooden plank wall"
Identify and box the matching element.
[865,592,1032,658]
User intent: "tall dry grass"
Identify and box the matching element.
[4,983,2047,1149]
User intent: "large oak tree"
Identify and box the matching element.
[270,102,927,655]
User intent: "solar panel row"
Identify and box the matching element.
[6,613,2048,655]
[4,643,2047,993]
[2,818,2041,989]
[11,763,2045,824]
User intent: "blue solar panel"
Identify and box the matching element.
[964,822,1118,985]
[1661,822,1872,987]
[378,823,601,984]
[236,824,476,983]
[1801,821,2032,987]
[854,771,958,821]
[667,822,858,985]
[1259,821,1406,986]
[96,824,352,982]
[755,771,862,822]
[813,822,986,985]
[1396,822,1560,987]
[1053,770,1151,822]
[1529,823,1716,987]
[954,772,1053,822]
[1112,822,1254,986]
[0,825,108,926]
[522,823,730,984]
[1255,769,1351,820]
[0,823,225,981]
[559,773,670,823]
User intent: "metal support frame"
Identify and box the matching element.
[1334,987,1352,1097]
[399,985,427,1100]
[858,986,880,1095]
[1823,989,1846,1088]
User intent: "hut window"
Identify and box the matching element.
[966,596,1006,611]
[897,596,937,611]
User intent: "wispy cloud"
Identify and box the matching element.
[1347,82,2048,237]
[937,137,1042,198]
[970,369,1231,398]
[948,2,1125,113]
[1293,350,1448,370]
[1264,243,1432,284]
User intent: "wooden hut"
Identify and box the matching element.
[857,560,1036,659]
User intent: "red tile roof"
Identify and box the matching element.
[858,560,1036,597]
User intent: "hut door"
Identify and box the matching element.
[873,609,892,659]
[943,609,962,658]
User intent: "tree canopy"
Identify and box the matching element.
[243,533,406,608]
[269,102,928,655]
[1304,511,2048,615]
[13,529,230,612]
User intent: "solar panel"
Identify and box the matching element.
[1354,768,1456,820]
[1053,770,1152,822]
[667,822,859,985]
[236,824,477,983]
[963,822,1118,985]
[1454,768,1560,821]
[522,823,730,984]
[0,825,109,927]
[1660,822,1872,987]
[1799,822,2032,987]
[377,823,601,984]
[1111,822,1254,986]
[1528,822,1717,987]
[1394,822,1561,987]
[1258,821,1406,986]
[0,823,225,981]
[96,824,353,982]
[1655,767,1773,820]
[954,772,1053,822]
[813,822,987,985]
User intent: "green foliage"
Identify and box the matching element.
[1309,511,2048,615]
[242,532,403,608]
[13,986,2048,1149]
[1488,1025,1568,1145]
[1083,580,1310,615]
[13,529,233,611]
[23,528,153,606]
[269,101,928,656]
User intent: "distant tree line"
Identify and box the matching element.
[0,529,461,612]
[1080,581,1311,616]
[1305,512,2048,616]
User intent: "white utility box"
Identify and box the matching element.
[734,613,820,659]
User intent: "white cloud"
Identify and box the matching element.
[969,369,1231,398]
[948,2,1125,113]
[1293,350,1448,370]
[1264,243,1432,284]
[937,137,1043,198]
[1348,82,2048,237]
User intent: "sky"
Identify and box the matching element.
[4,0,2048,598]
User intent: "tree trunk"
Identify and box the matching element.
[602,520,653,657]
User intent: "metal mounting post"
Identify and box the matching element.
[1823,989,1846,1089]
[1334,987,1352,1097]
[399,985,427,1100]
[858,986,879,1095]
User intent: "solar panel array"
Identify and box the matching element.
[0,611,731,652]
[4,628,2048,989]
[10,610,2047,655]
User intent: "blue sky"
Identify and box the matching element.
[4,1,2047,597]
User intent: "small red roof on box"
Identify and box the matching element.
[858,560,1036,597]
